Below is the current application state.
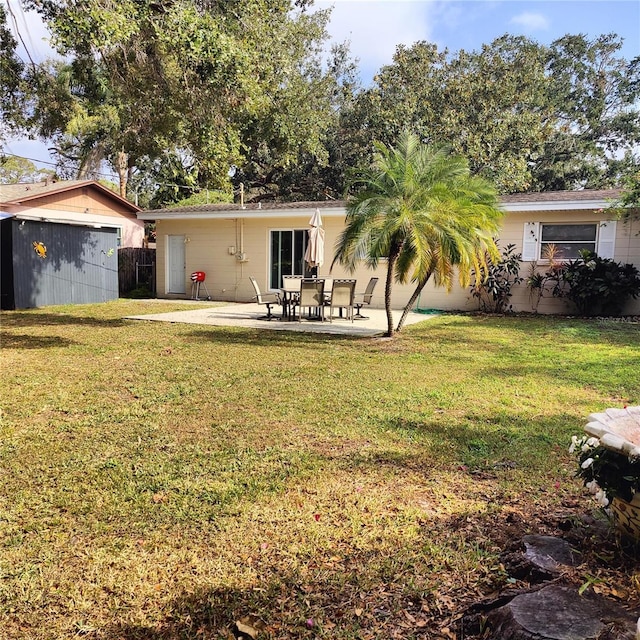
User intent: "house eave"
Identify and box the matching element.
[138,189,622,220]
[138,205,348,221]
[501,199,613,212]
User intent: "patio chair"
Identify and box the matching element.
[281,275,303,320]
[296,278,325,322]
[282,275,303,300]
[353,277,379,319]
[249,277,280,320]
[328,279,356,322]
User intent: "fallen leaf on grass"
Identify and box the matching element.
[235,615,266,639]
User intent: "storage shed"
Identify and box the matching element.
[0,180,141,309]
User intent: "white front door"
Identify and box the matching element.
[167,235,186,294]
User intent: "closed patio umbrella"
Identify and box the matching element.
[304,208,325,274]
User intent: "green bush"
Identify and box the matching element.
[555,251,640,316]
[470,243,523,313]
[125,286,155,299]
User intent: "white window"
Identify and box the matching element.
[522,221,616,261]
[116,226,123,247]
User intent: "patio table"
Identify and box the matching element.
[280,288,298,320]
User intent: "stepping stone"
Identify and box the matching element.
[486,584,637,640]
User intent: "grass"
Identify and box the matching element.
[1,300,639,639]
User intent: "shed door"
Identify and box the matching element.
[167,235,186,294]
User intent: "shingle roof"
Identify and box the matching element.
[139,189,622,218]
[0,179,140,211]
[148,199,347,215]
[500,189,622,203]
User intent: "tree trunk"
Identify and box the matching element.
[486,584,637,640]
[116,149,128,199]
[396,273,432,332]
[384,251,399,337]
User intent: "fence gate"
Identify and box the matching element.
[118,247,156,295]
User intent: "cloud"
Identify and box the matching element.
[510,12,550,31]
[315,1,437,82]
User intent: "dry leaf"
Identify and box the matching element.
[439,626,456,640]
[235,615,266,639]
[354,607,363,617]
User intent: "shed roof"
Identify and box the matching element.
[0,179,140,213]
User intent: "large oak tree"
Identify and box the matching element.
[15,0,344,202]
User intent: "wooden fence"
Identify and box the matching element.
[118,247,156,295]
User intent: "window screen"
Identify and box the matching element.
[540,223,597,259]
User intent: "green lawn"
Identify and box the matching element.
[1,301,638,639]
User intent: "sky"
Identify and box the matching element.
[315,0,639,84]
[4,0,640,174]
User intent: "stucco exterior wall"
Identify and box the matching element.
[502,210,640,315]
[156,215,403,305]
[153,207,640,315]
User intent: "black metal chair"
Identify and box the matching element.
[353,277,379,319]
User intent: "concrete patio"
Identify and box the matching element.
[126,301,436,337]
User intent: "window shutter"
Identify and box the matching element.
[596,220,616,259]
[522,222,539,261]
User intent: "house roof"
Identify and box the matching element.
[137,189,623,220]
[138,199,348,220]
[0,179,140,213]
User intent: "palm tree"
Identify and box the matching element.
[333,131,503,337]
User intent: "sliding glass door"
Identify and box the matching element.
[269,229,311,289]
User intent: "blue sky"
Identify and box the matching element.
[4,0,640,172]
[316,0,639,85]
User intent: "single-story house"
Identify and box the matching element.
[137,189,640,315]
[1,179,143,309]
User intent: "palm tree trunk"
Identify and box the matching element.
[396,273,432,332]
[384,249,400,337]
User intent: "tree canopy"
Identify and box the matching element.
[0,155,54,183]
[12,0,343,201]
[3,2,639,203]
[339,34,639,195]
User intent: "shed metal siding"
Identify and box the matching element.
[11,220,119,309]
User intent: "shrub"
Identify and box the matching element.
[471,243,523,313]
[526,244,560,312]
[557,251,640,316]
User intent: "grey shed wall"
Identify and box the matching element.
[4,219,119,309]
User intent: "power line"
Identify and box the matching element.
[1,152,213,193]
[2,150,119,181]
[5,0,38,71]
[2,151,58,168]
[10,0,46,62]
